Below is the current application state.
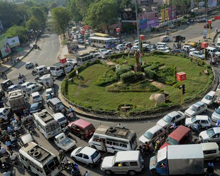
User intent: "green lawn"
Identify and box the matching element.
[64,54,213,112]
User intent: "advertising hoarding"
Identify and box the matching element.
[0,34,11,58]
[8,36,20,48]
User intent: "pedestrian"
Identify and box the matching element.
[216,118,220,126]
[84,171,90,176]
[5,140,12,152]
[46,81,49,88]
[76,69,79,78]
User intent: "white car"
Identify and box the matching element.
[7,84,20,92]
[31,92,43,103]
[211,106,220,122]
[45,88,54,99]
[216,84,220,91]
[182,45,196,52]
[116,44,125,50]
[189,51,205,59]
[157,48,170,53]
[139,125,165,144]
[99,49,107,55]
[26,83,43,95]
[130,46,139,52]
[185,115,212,129]
[21,82,35,94]
[199,127,220,143]
[157,111,185,128]
[201,91,215,106]
[185,101,207,118]
[66,58,77,65]
[25,62,34,69]
[70,146,101,166]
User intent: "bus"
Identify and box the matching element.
[88,124,137,153]
[89,37,119,49]
[33,109,62,139]
[77,53,97,66]
[93,33,109,38]
[19,141,61,176]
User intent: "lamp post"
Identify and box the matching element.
[140,35,145,65]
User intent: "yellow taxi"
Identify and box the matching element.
[184,41,198,47]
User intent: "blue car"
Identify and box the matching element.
[30,102,44,114]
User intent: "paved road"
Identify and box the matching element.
[4,26,220,176]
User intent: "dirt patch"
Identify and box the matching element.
[151,81,166,89]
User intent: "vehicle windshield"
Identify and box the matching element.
[167,136,178,145]
[45,121,60,133]
[213,49,218,53]
[190,105,198,111]
[205,95,212,100]
[215,107,220,114]
[44,157,59,175]
[57,117,66,123]
[30,105,38,111]
[76,147,83,154]
[143,131,153,139]
[91,151,99,160]
[207,128,215,137]
[163,115,172,123]
[191,117,197,123]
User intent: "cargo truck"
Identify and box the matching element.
[149,144,204,175]
[8,89,26,112]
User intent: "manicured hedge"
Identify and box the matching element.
[144,68,158,79]
[96,69,118,86]
[116,65,132,77]
[120,72,144,83]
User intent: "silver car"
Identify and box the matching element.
[211,107,220,122]
[157,111,185,128]
[199,127,220,143]
[185,101,207,118]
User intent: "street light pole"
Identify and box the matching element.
[134,0,140,52]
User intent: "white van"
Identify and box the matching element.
[37,74,54,88]
[101,151,144,175]
[206,46,220,56]
[53,112,67,127]
[50,62,73,77]
[201,142,220,161]
[35,65,48,76]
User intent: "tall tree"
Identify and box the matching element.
[51,7,71,37]
[26,17,41,31]
[28,7,47,26]
[84,0,119,31]
[67,0,82,23]
[6,25,28,43]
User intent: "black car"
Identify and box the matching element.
[1,79,13,92]
[173,35,186,42]
[0,89,5,100]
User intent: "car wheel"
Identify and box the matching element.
[72,156,76,161]
[128,170,136,176]
[89,163,94,168]
[105,170,112,175]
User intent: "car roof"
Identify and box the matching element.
[168,125,191,141]
[8,84,18,88]
[201,142,218,150]
[31,92,40,96]
[167,111,179,117]
[195,115,209,120]
[0,108,7,112]
[69,119,92,129]
[46,88,53,92]
[80,146,96,156]
[49,97,61,104]
[53,113,64,120]
[36,65,46,69]
[2,79,11,84]
[147,125,164,134]
[194,101,205,107]
[115,151,140,162]
[21,82,31,86]
[213,127,220,133]
[206,91,215,96]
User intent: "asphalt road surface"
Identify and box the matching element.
[4,22,220,176]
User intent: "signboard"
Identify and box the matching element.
[139,19,148,29]
[0,34,11,57]
[8,36,20,48]
[161,8,169,22]
[208,0,217,7]
[120,10,136,23]
[208,20,212,24]
[176,72,186,81]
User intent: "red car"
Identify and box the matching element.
[68,119,95,140]
[160,125,192,149]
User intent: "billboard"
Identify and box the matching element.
[120,10,136,22]
[8,36,20,48]
[0,34,11,58]
[161,8,169,22]
[208,0,217,7]
[161,7,176,22]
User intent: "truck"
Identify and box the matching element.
[54,132,76,151]
[149,144,204,176]
[8,89,26,112]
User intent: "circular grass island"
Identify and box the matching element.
[61,52,214,116]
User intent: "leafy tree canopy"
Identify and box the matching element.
[6,25,28,43]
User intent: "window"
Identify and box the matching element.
[83,155,89,159]
[76,153,83,157]
[122,162,129,166]
[204,150,217,155]
[130,162,138,166]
